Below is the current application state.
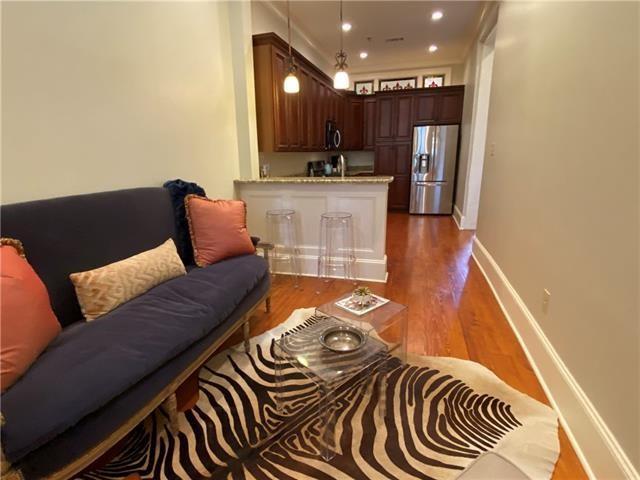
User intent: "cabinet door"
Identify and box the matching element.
[317,82,328,147]
[336,92,345,132]
[285,86,301,149]
[328,90,336,122]
[439,90,464,123]
[395,95,413,141]
[272,50,289,150]
[388,176,411,210]
[394,143,412,175]
[299,68,311,150]
[309,75,322,150]
[414,92,438,123]
[343,96,363,150]
[363,97,376,150]
[390,143,412,210]
[374,145,395,175]
[376,96,394,141]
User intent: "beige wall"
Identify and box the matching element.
[2,1,257,204]
[251,0,332,76]
[477,1,639,469]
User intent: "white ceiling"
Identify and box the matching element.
[268,1,485,74]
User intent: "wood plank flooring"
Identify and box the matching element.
[225,212,588,479]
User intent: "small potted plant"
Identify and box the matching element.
[352,286,372,307]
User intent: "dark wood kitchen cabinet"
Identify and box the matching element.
[414,91,438,123]
[414,86,465,125]
[343,95,364,150]
[254,32,464,162]
[253,33,343,152]
[363,97,376,150]
[374,86,465,136]
[375,93,414,143]
[375,143,412,210]
[439,89,465,124]
[375,96,394,141]
[395,96,414,141]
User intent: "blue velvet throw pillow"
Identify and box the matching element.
[163,179,206,265]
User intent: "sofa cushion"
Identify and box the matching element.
[0,254,268,462]
[70,239,186,321]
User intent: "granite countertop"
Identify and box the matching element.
[234,176,393,184]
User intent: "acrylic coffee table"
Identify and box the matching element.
[316,293,408,364]
[273,297,407,462]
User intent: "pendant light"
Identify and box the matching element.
[333,0,349,90]
[283,0,300,94]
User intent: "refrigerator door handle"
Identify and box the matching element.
[416,181,446,187]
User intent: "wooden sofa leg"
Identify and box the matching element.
[161,394,180,435]
[175,369,200,412]
[243,320,251,352]
[162,369,200,435]
[265,296,271,313]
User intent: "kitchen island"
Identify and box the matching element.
[234,176,393,282]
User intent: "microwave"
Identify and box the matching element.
[325,120,342,150]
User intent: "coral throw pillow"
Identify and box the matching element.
[70,239,186,321]
[1,242,61,392]
[185,195,255,266]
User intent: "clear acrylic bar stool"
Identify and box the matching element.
[317,211,356,285]
[266,209,300,286]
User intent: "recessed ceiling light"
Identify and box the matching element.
[359,51,368,59]
[342,22,352,32]
[431,10,444,21]
[428,44,438,53]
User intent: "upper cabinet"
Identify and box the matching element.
[438,88,465,124]
[375,86,464,145]
[363,97,377,150]
[253,33,465,153]
[413,91,438,123]
[253,33,341,153]
[375,94,413,143]
[343,95,364,151]
[414,86,465,125]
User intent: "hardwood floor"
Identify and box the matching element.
[225,212,588,479]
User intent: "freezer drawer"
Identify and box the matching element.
[409,181,454,214]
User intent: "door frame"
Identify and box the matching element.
[456,22,497,230]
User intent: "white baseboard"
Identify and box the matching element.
[453,205,464,230]
[265,253,388,283]
[472,237,638,480]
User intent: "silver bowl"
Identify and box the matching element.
[319,325,367,353]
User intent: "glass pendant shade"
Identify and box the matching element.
[333,70,349,90]
[284,71,300,93]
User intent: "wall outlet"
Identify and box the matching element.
[489,142,496,157]
[542,289,551,315]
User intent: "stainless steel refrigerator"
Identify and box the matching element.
[409,125,459,214]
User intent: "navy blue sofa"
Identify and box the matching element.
[0,187,270,479]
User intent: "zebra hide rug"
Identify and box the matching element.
[80,308,560,480]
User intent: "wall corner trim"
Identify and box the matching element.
[471,236,639,480]
[453,205,466,230]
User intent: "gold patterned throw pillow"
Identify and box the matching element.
[70,239,186,321]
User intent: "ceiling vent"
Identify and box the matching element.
[385,36,404,43]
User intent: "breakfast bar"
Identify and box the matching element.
[234,176,393,282]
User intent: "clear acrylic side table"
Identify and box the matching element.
[273,316,389,461]
[315,295,408,364]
